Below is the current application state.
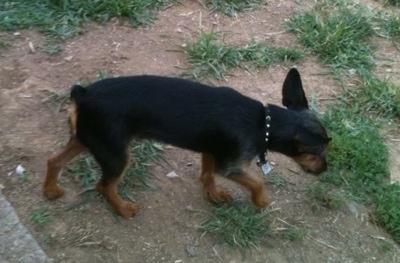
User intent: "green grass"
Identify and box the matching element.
[183,30,303,79]
[283,226,307,241]
[321,106,400,242]
[322,107,390,201]
[199,203,269,249]
[29,207,52,226]
[373,11,400,49]
[384,16,400,39]
[42,38,63,55]
[375,184,400,243]
[378,239,394,254]
[68,140,163,201]
[0,0,175,39]
[285,0,400,243]
[266,174,286,187]
[384,0,400,6]
[357,74,400,118]
[285,2,375,70]
[203,0,265,17]
[0,38,6,47]
[308,183,345,209]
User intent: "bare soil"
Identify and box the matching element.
[1,1,399,262]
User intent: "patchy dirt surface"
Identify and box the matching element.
[1,1,400,262]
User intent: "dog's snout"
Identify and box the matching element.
[293,154,328,175]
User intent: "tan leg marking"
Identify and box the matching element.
[228,173,269,207]
[199,153,232,204]
[95,151,139,218]
[43,137,85,199]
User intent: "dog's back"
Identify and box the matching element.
[71,76,265,160]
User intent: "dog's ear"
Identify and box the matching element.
[282,68,309,110]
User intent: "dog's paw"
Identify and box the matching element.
[252,194,269,208]
[205,187,233,204]
[43,185,65,200]
[115,201,140,219]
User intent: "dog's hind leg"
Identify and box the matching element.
[94,147,139,219]
[228,172,269,208]
[43,137,85,199]
[200,153,233,204]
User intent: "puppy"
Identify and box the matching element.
[43,68,330,218]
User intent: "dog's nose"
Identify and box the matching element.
[312,161,327,174]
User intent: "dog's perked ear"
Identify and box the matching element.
[282,68,309,110]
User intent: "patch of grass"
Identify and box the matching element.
[383,16,400,39]
[0,0,175,39]
[373,11,400,49]
[0,38,6,46]
[335,70,400,119]
[285,2,375,70]
[42,37,62,55]
[266,174,286,187]
[321,105,400,242]
[68,139,163,200]
[377,239,394,253]
[375,184,400,243]
[67,154,99,190]
[322,106,390,202]
[203,0,265,17]
[121,141,164,191]
[199,203,269,249]
[285,0,400,245]
[183,30,302,79]
[29,207,52,226]
[357,74,400,118]
[42,234,53,244]
[283,226,307,241]
[308,183,344,209]
[384,0,400,6]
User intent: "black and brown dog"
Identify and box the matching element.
[43,68,330,218]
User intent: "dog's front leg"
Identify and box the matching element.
[228,172,269,208]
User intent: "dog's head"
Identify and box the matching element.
[281,68,331,174]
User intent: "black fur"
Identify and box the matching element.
[72,76,264,175]
[71,69,329,176]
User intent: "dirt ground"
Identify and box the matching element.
[1,0,400,262]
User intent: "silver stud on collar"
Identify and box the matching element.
[265,105,271,143]
[259,104,273,175]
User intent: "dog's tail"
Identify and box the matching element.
[70,84,87,104]
[69,85,86,136]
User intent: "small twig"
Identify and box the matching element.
[80,241,102,247]
[318,97,337,101]
[370,235,386,240]
[307,234,338,250]
[332,213,340,224]
[288,168,301,175]
[276,217,296,227]
[341,175,350,186]
[76,187,96,196]
[274,227,289,231]
[263,31,286,35]
[117,246,122,263]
